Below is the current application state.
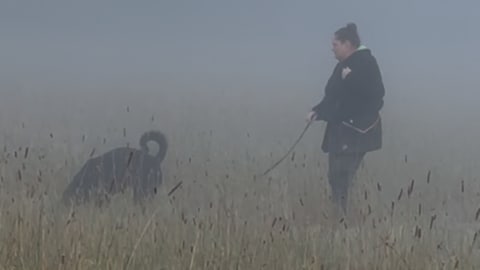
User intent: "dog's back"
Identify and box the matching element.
[62,130,167,206]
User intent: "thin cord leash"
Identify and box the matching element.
[259,119,314,177]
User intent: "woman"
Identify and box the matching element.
[307,23,385,216]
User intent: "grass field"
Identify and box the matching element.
[1,87,480,269]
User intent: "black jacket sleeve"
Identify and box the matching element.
[311,93,336,122]
[311,63,341,122]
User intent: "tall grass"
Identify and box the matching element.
[1,86,480,269]
[1,120,480,270]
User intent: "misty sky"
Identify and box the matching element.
[2,0,480,196]
[1,0,480,151]
[2,0,479,89]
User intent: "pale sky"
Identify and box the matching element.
[2,0,478,89]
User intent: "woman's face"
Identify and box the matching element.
[332,37,354,61]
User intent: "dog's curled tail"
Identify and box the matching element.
[139,130,168,162]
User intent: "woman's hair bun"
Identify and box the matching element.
[334,22,361,48]
[346,23,357,33]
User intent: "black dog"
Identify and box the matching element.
[62,130,167,207]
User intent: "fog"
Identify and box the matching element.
[1,0,480,205]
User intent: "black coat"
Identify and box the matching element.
[312,47,385,153]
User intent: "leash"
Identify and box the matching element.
[259,118,314,177]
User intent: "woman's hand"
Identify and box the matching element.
[307,111,317,122]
